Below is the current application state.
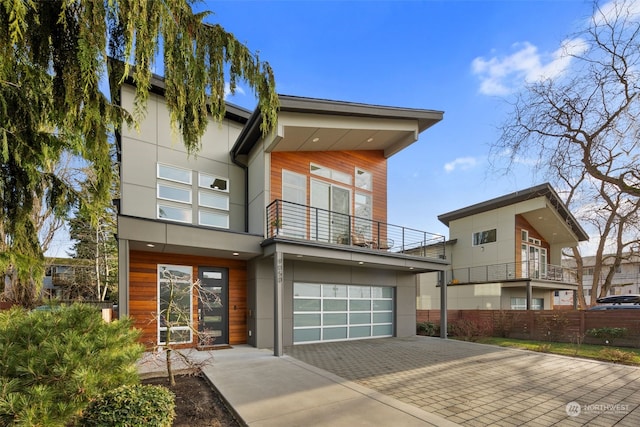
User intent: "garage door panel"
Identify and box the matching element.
[293,282,394,344]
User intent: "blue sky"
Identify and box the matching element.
[203,0,599,237]
[43,0,610,257]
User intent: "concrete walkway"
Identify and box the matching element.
[202,345,457,426]
[139,337,640,426]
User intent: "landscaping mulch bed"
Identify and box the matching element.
[143,374,242,427]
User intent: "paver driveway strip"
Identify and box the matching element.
[285,336,640,426]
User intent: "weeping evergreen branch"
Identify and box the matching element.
[0,0,278,306]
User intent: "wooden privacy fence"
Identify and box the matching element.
[417,309,640,348]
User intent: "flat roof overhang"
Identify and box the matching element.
[232,95,443,162]
[261,237,449,273]
[117,215,263,261]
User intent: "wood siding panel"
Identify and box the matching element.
[270,151,387,223]
[515,215,552,277]
[129,251,247,349]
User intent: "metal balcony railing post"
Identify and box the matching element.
[275,200,280,235]
[313,207,318,242]
[422,232,426,257]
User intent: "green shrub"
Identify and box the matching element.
[79,384,175,427]
[0,304,143,426]
[416,321,439,336]
[586,327,628,345]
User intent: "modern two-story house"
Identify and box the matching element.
[417,184,589,311]
[116,76,449,355]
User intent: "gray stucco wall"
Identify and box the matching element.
[119,85,247,232]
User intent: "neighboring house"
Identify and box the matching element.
[116,75,448,354]
[417,184,589,311]
[555,253,640,307]
[41,260,94,299]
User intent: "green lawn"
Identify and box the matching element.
[472,337,640,366]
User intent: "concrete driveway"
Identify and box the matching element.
[285,336,640,426]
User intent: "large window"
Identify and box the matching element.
[510,297,544,310]
[281,170,307,238]
[156,164,229,229]
[293,283,394,344]
[473,229,497,246]
[158,264,193,345]
[198,172,229,229]
[355,168,372,191]
[157,164,192,223]
[310,163,352,186]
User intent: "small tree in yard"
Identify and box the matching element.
[0,304,143,426]
[158,268,218,387]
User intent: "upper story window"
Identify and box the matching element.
[197,172,229,229]
[158,164,191,184]
[283,170,307,204]
[156,164,229,229]
[199,173,228,192]
[310,163,352,186]
[157,164,192,223]
[473,229,497,246]
[355,168,372,191]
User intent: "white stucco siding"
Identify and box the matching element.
[448,207,517,269]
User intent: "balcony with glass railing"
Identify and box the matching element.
[266,199,446,260]
[449,262,578,285]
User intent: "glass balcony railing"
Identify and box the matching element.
[449,262,578,284]
[266,199,446,260]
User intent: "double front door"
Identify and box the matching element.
[198,267,228,346]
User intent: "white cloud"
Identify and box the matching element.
[595,0,640,26]
[224,82,246,99]
[444,156,478,173]
[471,38,588,96]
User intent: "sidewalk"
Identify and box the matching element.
[201,345,459,426]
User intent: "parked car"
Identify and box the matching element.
[587,304,640,310]
[595,294,640,304]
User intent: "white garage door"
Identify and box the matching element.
[293,283,394,344]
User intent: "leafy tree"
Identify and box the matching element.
[0,0,279,306]
[67,163,119,301]
[491,0,640,306]
[0,304,143,426]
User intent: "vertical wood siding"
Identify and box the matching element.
[129,250,247,348]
